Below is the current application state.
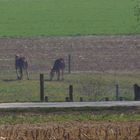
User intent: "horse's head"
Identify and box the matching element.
[59,58,63,61]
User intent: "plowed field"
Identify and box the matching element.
[0,35,140,73]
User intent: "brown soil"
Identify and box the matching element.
[0,35,140,73]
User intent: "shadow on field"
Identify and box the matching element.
[2,79,18,82]
[44,79,64,82]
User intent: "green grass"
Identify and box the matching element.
[0,72,139,102]
[0,113,140,125]
[0,106,139,124]
[0,0,139,37]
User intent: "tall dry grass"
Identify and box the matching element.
[0,121,140,140]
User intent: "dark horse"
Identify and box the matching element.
[15,55,29,80]
[50,58,65,81]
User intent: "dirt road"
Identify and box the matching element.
[0,101,139,109]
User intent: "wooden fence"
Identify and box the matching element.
[40,74,140,102]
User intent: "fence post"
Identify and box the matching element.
[80,97,83,102]
[69,85,73,102]
[134,84,140,101]
[116,84,119,101]
[40,74,44,102]
[68,54,71,74]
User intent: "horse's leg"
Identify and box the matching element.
[16,68,20,80]
[50,71,52,81]
[50,70,54,81]
[57,70,60,81]
[19,67,23,80]
[25,68,29,80]
[61,68,64,80]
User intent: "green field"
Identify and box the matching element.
[0,72,139,102]
[0,0,139,37]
